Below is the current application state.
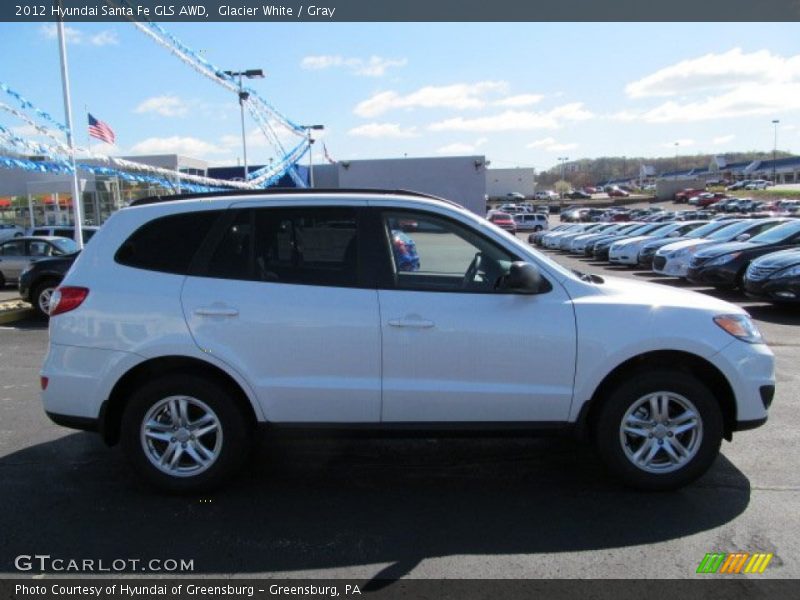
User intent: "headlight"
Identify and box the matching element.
[770,264,800,279]
[676,245,697,258]
[713,314,763,344]
[705,252,741,266]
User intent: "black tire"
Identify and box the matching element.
[0,271,5,288]
[121,374,252,493]
[595,369,723,491]
[32,279,59,319]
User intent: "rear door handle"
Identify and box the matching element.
[388,318,435,329]
[194,306,239,317]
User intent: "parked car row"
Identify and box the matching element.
[532,216,800,304]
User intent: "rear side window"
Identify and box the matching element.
[115,211,222,274]
[203,207,359,288]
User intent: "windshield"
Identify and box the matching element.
[707,219,761,240]
[749,220,800,244]
[52,238,79,254]
[686,221,728,238]
[627,223,662,236]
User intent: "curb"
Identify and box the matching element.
[0,299,34,325]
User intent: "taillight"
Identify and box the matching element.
[40,376,49,390]
[49,286,89,316]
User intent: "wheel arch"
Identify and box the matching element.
[576,350,736,441]
[101,355,258,446]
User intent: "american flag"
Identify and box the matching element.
[88,113,115,144]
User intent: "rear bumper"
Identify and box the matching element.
[46,410,101,433]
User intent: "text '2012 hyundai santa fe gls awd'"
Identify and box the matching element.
[41,190,775,492]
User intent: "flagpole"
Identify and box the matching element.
[85,104,91,154]
[57,17,84,249]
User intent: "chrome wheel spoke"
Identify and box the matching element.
[159,442,179,466]
[672,420,698,436]
[194,423,219,438]
[662,439,681,464]
[184,442,209,467]
[145,419,172,433]
[190,414,215,430]
[670,437,689,457]
[168,399,180,426]
[623,425,650,438]
[144,429,173,443]
[178,397,190,426]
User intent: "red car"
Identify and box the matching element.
[696,193,729,208]
[674,187,705,203]
[607,187,629,197]
[486,210,517,233]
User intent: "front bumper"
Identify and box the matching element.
[686,263,739,286]
[608,247,639,265]
[744,277,800,303]
[715,340,774,428]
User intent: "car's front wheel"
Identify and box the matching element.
[595,369,723,490]
[121,374,252,492]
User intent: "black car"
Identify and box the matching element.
[565,190,591,200]
[591,222,664,260]
[18,252,79,318]
[743,248,800,303]
[687,220,800,288]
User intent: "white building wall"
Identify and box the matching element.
[334,156,488,215]
[486,167,536,198]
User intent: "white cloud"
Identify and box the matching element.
[301,55,407,77]
[619,49,800,124]
[134,95,190,118]
[354,81,508,118]
[129,136,225,157]
[429,103,592,133]
[526,137,557,148]
[712,134,736,145]
[626,48,800,98]
[435,137,488,154]
[347,123,420,138]
[526,137,577,152]
[494,94,545,108]
[40,24,118,46]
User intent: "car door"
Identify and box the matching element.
[0,239,31,282]
[374,207,577,423]
[181,202,382,423]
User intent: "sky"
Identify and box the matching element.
[1,21,799,173]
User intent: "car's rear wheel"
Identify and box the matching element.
[32,279,59,318]
[121,374,251,492]
[595,369,723,490]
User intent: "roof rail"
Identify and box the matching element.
[128,187,461,208]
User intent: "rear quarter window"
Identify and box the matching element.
[115,211,223,274]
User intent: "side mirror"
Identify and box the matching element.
[503,261,544,294]
[736,233,751,241]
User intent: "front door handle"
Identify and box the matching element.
[388,318,435,329]
[194,306,239,317]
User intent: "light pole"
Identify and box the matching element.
[772,119,780,184]
[223,69,264,180]
[301,124,324,187]
[674,142,679,180]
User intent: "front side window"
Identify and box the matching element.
[205,207,359,287]
[380,211,516,293]
[28,241,52,257]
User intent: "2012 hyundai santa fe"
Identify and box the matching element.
[41,190,775,492]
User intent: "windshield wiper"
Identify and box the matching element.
[572,269,604,284]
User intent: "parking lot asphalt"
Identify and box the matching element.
[1,211,799,581]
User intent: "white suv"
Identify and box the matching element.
[42,190,774,492]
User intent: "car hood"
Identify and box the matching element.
[695,240,761,258]
[583,274,745,314]
[612,235,650,247]
[642,237,688,251]
[751,248,800,269]
[657,239,715,255]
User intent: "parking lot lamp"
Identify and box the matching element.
[223,69,264,180]
[301,125,324,187]
[772,119,780,184]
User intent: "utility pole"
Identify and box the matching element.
[222,69,264,180]
[301,125,324,187]
[772,119,780,184]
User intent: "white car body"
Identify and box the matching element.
[40,191,774,491]
[0,223,25,242]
